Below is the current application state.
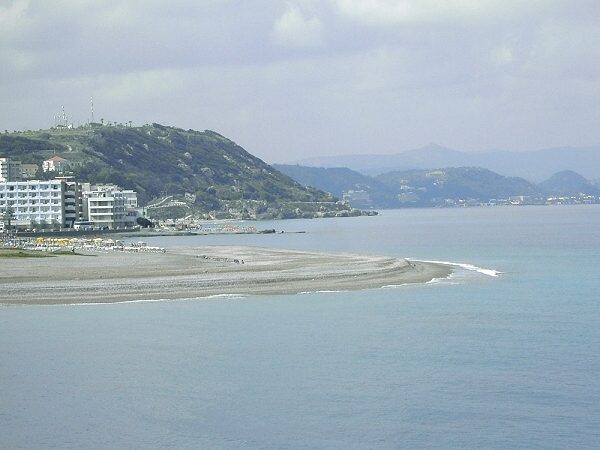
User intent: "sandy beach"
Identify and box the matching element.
[0,246,452,305]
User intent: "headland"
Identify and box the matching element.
[0,246,452,305]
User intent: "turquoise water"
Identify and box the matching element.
[2,206,600,449]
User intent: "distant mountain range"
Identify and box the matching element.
[294,144,600,182]
[275,164,600,208]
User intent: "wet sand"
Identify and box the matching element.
[0,246,452,305]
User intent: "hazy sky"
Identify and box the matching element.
[1,0,599,162]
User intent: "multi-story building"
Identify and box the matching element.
[0,157,22,182]
[55,177,82,229]
[83,190,126,229]
[80,184,141,229]
[0,177,141,231]
[0,180,72,230]
[121,189,142,226]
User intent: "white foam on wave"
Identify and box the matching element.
[381,283,409,289]
[415,259,503,277]
[425,277,460,285]
[203,293,247,300]
[299,290,345,295]
[68,298,180,306]
[67,293,247,306]
[383,278,459,288]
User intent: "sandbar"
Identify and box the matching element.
[0,246,452,305]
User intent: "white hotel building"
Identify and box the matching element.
[82,188,126,229]
[1,180,141,231]
[79,183,141,229]
[1,154,142,230]
[0,179,76,229]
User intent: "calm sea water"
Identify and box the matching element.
[2,206,599,449]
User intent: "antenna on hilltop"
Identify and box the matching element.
[90,96,94,124]
[61,106,67,127]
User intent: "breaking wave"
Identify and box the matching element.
[415,260,503,277]
[67,293,247,306]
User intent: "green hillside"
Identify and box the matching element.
[273,164,399,208]
[277,164,546,207]
[538,170,599,196]
[377,167,538,205]
[0,124,357,219]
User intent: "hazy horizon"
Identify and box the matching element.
[286,142,600,164]
[2,0,600,162]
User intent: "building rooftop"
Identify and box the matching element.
[45,156,67,162]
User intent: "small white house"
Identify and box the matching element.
[42,156,70,173]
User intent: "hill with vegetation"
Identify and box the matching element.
[279,164,600,207]
[277,164,550,207]
[273,164,398,208]
[538,170,600,196]
[377,167,539,206]
[0,124,361,220]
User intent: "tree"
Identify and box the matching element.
[2,205,15,231]
[136,217,154,228]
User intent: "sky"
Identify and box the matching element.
[1,0,599,163]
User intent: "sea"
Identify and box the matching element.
[1,205,599,449]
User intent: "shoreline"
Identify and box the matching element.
[0,246,453,305]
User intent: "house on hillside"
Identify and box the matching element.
[342,190,373,208]
[42,156,70,173]
[21,163,39,179]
